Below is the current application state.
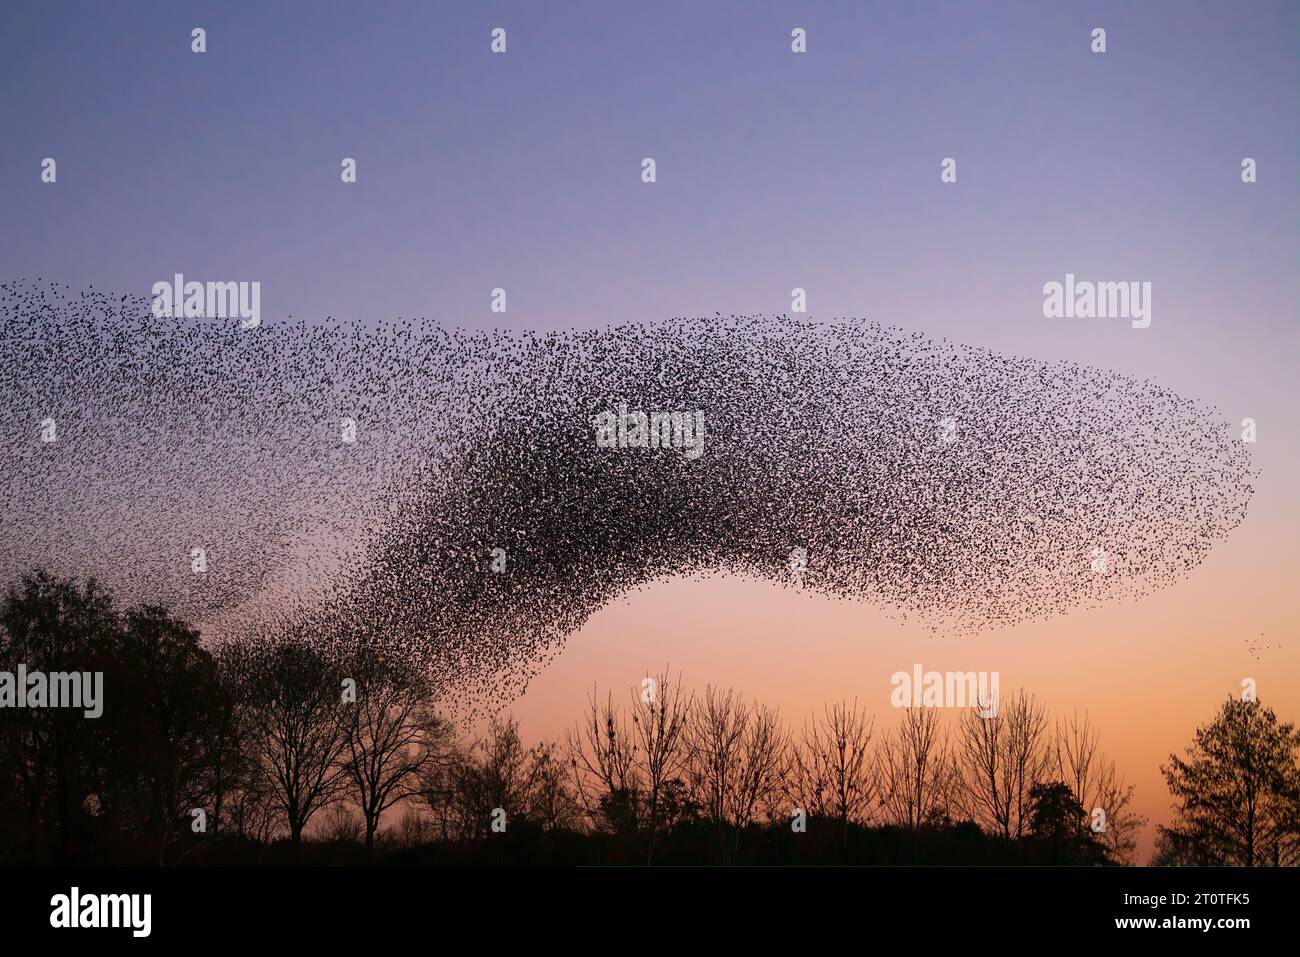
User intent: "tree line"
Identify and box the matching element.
[2,570,1297,866]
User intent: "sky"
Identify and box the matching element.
[2,0,1297,858]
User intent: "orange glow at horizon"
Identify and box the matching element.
[499,480,1298,862]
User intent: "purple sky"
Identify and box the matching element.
[2,2,1294,367]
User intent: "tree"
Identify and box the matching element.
[336,646,446,851]
[0,570,225,864]
[416,731,469,841]
[205,645,259,839]
[954,690,1051,840]
[788,700,879,841]
[628,669,692,861]
[227,634,350,844]
[1092,758,1145,864]
[565,670,694,861]
[685,686,786,862]
[731,699,787,832]
[526,739,580,832]
[1052,710,1101,832]
[686,686,751,830]
[1159,697,1300,866]
[1028,781,1082,843]
[0,570,120,858]
[103,605,223,864]
[455,716,538,839]
[1027,781,1104,864]
[880,706,948,831]
[1052,710,1145,864]
[566,689,640,836]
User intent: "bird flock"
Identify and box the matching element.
[0,280,1255,711]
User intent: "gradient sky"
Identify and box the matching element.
[2,1,1297,858]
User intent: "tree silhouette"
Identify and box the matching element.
[1027,781,1106,864]
[24,569,1299,868]
[526,738,580,832]
[1159,697,1300,866]
[567,688,640,837]
[880,706,949,832]
[954,690,1051,840]
[104,605,222,864]
[789,699,879,854]
[682,686,785,862]
[336,644,445,852]
[0,571,119,858]
[0,570,228,863]
[226,634,350,845]
[1052,710,1145,863]
[455,715,538,839]
[628,669,692,862]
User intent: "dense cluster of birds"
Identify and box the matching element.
[0,280,1255,711]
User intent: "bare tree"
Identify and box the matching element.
[685,686,789,863]
[229,636,350,844]
[417,734,470,840]
[955,689,1051,839]
[1093,758,1146,864]
[337,648,448,851]
[527,739,579,832]
[787,700,878,838]
[955,699,1006,835]
[881,707,948,830]
[564,670,693,860]
[456,715,538,838]
[1003,692,1052,839]
[320,804,363,844]
[732,701,788,830]
[1052,709,1145,862]
[686,685,751,829]
[393,804,430,848]
[629,669,692,860]
[566,689,639,835]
